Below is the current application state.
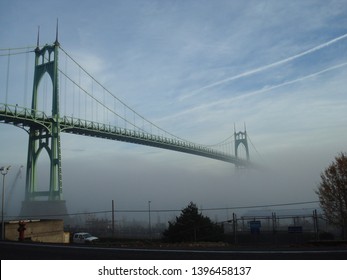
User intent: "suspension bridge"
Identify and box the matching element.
[0,31,254,217]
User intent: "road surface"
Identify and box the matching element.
[1,241,347,259]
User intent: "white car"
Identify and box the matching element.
[72,232,99,244]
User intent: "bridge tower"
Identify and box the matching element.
[20,27,67,219]
[234,126,250,167]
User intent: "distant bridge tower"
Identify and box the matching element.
[20,27,67,219]
[234,125,250,167]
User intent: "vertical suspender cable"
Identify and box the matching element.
[78,68,81,119]
[114,99,117,127]
[124,106,126,129]
[24,47,29,107]
[96,84,98,123]
[73,79,76,118]
[91,80,94,121]
[133,111,136,131]
[78,67,83,119]
[72,67,76,117]
[103,88,106,123]
[5,49,11,105]
[64,53,67,116]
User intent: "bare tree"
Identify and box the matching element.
[316,152,347,239]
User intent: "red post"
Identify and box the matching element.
[17,221,26,241]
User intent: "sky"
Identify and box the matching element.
[1,0,347,224]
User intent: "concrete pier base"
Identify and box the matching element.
[19,200,69,222]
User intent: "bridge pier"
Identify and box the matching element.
[19,200,69,222]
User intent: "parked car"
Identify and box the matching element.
[72,232,99,244]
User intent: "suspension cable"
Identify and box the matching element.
[247,134,263,161]
[59,45,210,146]
[0,44,256,156]
[0,46,34,57]
[0,46,36,51]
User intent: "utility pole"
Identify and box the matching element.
[112,200,115,237]
[148,201,151,239]
[233,212,237,244]
[1,166,11,240]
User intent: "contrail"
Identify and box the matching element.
[222,61,347,104]
[163,61,347,121]
[180,33,347,100]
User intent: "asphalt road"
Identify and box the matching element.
[1,241,347,260]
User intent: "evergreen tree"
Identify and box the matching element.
[162,202,223,242]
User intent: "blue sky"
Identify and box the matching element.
[1,0,347,220]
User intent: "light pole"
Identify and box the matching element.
[1,165,11,240]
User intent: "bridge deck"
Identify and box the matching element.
[0,103,251,167]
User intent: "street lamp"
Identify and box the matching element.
[1,165,11,240]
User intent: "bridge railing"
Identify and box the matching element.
[0,103,50,123]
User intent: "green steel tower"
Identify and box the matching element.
[234,129,250,168]
[20,27,67,219]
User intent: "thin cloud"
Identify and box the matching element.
[160,61,347,122]
[220,61,347,105]
[179,33,347,101]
